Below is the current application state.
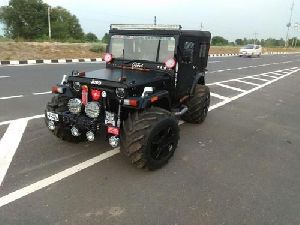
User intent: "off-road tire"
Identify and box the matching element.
[45,95,85,143]
[181,84,210,124]
[121,107,179,170]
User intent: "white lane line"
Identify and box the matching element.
[215,83,247,92]
[0,119,28,186]
[268,72,284,76]
[0,95,24,100]
[247,77,269,82]
[0,114,44,126]
[0,67,298,208]
[0,76,10,79]
[233,79,260,86]
[210,92,230,100]
[0,148,119,208]
[208,61,221,64]
[32,91,51,95]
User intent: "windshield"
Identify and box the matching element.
[109,35,176,63]
[243,44,255,49]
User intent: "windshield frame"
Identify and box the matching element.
[108,33,178,64]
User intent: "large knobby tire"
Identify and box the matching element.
[181,84,210,124]
[45,95,85,143]
[121,107,179,170]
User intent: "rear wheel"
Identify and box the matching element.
[181,84,210,124]
[45,95,85,143]
[121,107,179,170]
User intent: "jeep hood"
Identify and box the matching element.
[84,68,169,87]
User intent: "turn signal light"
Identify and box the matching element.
[51,86,64,94]
[165,58,176,69]
[103,53,113,63]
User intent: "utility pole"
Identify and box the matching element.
[285,0,295,47]
[154,16,157,25]
[294,22,300,48]
[200,22,203,31]
[253,32,258,44]
[48,6,52,40]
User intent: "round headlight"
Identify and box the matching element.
[68,98,82,114]
[85,101,100,118]
[116,88,125,98]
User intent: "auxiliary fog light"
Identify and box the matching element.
[68,98,82,114]
[85,101,100,118]
[71,126,80,137]
[48,121,55,130]
[86,131,95,142]
[109,136,120,148]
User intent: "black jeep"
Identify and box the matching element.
[45,24,211,170]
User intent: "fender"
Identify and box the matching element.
[190,72,205,95]
[140,90,171,110]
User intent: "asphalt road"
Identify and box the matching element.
[0,54,300,225]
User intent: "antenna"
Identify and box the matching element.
[120,49,125,83]
[285,0,295,47]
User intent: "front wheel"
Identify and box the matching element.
[181,84,210,124]
[121,107,179,170]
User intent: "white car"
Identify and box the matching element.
[239,44,262,57]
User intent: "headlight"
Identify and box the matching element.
[116,88,125,98]
[68,98,82,114]
[85,101,100,118]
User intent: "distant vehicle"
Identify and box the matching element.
[239,44,262,57]
[45,24,211,170]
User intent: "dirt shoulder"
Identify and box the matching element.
[0,42,299,61]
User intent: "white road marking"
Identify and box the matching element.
[0,119,28,186]
[0,95,24,100]
[0,67,299,208]
[208,61,221,64]
[232,79,260,86]
[32,91,51,95]
[0,76,10,79]
[210,92,230,100]
[208,60,296,74]
[0,114,44,126]
[245,77,268,82]
[0,148,120,208]
[215,83,247,92]
[259,74,277,79]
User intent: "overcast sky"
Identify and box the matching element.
[0,0,299,41]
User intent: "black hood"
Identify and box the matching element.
[84,68,170,87]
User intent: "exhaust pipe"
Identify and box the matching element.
[174,106,188,116]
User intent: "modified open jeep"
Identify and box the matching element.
[45,24,211,170]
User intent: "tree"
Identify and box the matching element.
[0,0,84,41]
[235,38,244,45]
[85,32,98,42]
[0,0,48,39]
[211,36,228,46]
[50,6,84,41]
[102,33,109,43]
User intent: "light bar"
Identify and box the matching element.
[110,24,182,31]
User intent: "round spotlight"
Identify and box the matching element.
[85,101,100,118]
[48,121,55,130]
[71,126,80,136]
[115,88,125,98]
[86,131,95,142]
[68,98,82,114]
[109,136,120,148]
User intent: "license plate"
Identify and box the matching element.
[47,112,59,121]
[105,111,116,127]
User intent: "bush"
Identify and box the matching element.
[89,44,105,53]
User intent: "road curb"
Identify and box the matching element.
[1,52,299,65]
[0,58,103,65]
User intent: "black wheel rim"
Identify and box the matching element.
[150,126,177,161]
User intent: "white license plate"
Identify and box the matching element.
[105,111,116,127]
[47,112,59,121]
